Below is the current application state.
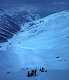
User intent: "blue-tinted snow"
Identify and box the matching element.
[0,11,69,80]
[7,11,69,69]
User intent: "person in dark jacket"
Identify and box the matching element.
[27,69,37,77]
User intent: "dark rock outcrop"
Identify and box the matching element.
[0,9,20,43]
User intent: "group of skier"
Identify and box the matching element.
[27,65,47,77]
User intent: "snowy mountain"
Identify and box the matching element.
[7,10,69,69]
[0,10,69,80]
[0,8,40,43]
[4,8,40,26]
[11,10,40,26]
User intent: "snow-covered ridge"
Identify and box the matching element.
[1,10,69,50]
[10,10,69,42]
[4,10,68,68]
[0,10,69,69]
[0,8,40,43]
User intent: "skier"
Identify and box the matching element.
[27,69,37,77]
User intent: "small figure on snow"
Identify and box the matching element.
[27,69,37,77]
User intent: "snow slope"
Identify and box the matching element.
[8,10,69,69]
[0,11,69,80]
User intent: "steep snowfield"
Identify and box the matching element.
[11,11,69,49]
[8,10,69,69]
[0,11,69,80]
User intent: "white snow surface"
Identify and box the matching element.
[0,11,69,80]
[7,11,69,69]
